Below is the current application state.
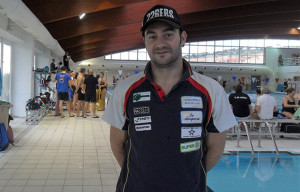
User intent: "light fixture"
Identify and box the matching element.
[298,26,300,30]
[79,13,86,19]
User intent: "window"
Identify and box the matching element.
[104,39,300,64]
[0,42,12,102]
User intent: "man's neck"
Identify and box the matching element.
[151,59,184,95]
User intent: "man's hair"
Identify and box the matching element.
[235,85,243,93]
[60,66,66,71]
[80,68,86,73]
[261,86,270,94]
[286,87,295,94]
[88,69,93,75]
[256,88,261,95]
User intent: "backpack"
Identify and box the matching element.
[0,123,13,151]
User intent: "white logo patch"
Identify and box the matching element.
[133,91,150,102]
[180,140,201,153]
[181,96,203,108]
[134,107,150,115]
[134,116,151,124]
[181,111,202,124]
[181,127,202,138]
[135,124,151,131]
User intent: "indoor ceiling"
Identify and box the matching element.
[22,0,300,62]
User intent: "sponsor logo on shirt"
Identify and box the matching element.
[59,75,65,83]
[180,111,202,124]
[181,96,203,108]
[134,116,151,124]
[133,107,150,115]
[135,124,151,131]
[133,91,151,102]
[181,127,202,138]
[180,140,201,153]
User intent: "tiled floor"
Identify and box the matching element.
[0,112,299,192]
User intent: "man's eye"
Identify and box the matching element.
[148,36,156,40]
[165,33,174,38]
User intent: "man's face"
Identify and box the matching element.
[144,22,186,68]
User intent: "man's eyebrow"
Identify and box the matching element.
[163,28,176,32]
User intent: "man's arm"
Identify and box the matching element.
[110,126,128,167]
[205,131,227,171]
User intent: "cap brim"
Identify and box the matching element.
[141,18,181,32]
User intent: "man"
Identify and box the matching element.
[50,59,56,72]
[53,66,74,118]
[63,52,70,71]
[75,68,86,117]
[83,69,99,118]
[102,5,237,192]
[253,86,278,119]
[229,85,252,119]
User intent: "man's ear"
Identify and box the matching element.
[180,31,187,47]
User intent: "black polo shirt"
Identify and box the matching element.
[103,59,237,192]
[84,75,98,95]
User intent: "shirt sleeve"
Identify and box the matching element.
[102,85,126,130]
[206,88,237,133]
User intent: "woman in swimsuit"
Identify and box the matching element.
[98,72,107,111]
[281,88,300,118]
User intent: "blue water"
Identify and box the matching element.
[207,152,300,192]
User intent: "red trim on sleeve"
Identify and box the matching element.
[187,77,213,122]
[151,82,165,101]
[124,77,147,117]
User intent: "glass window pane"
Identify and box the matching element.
[111,53,120,60]
[230,47,239,63]
[215,40,223,46]
[138,49,147,60]
[198,46,206,62]
[255,48,264,64]
[129,50,137,60]
[182,44,190,61]
[105,55,111,60]
[232,40,239,46]
[207,41,214,45]
[190,46,198,62]
[120,52,129,60]
[206,46,214,62]
[248,47,257,63]
[240,40,248,46]
[224,40,232,46]
[240,47,248,63]
[248,40,257,47]
[215,47,224,62]
[256,40,264,47]
[199,41,206,45]
[289,40,300,48]
[1,43,11,102]
[190,42,198,45]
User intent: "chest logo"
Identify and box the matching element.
[181,96,203,108]
[181,127,202,138]
[135,124,151,131]
[180,140,201,153]
[133,91,151,102]
[134,116,152,124]
[133,107,150,115]
[181,111,202,124]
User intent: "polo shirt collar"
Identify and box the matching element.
[144,59,193,82]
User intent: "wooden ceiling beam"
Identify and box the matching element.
[22,0,149,23]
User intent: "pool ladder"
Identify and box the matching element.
[236,122,279,156]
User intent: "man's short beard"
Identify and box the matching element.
[150,42,182,69]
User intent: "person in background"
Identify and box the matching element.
[229,85,252,131]
[75,68,86,117]
[252,86,278,119]
[98,72,107,111]
[63,52,70,71]
[50,59,57,72]
[254,87,262,104]
[281,88,300,119]
[83,69,99,118]
[102,5,237,192]
[53,66,74,118]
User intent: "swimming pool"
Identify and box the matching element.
[207,152,300,192]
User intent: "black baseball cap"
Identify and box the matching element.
[141,5,182,36]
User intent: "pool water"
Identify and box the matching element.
[207,152,300,192]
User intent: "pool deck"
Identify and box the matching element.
[0,113,298,192]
